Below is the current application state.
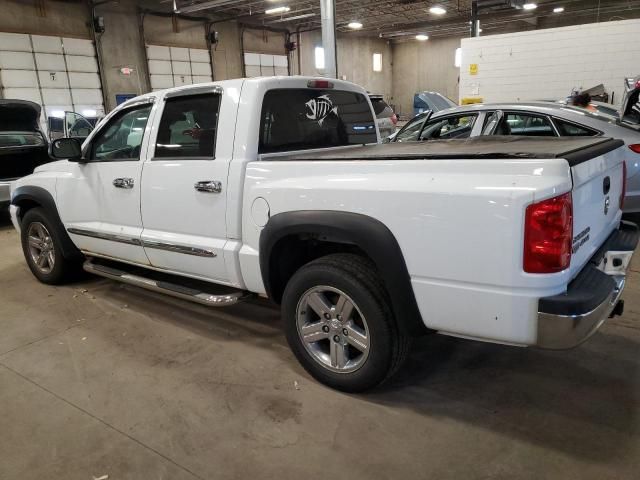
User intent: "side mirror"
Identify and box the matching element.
[50,138,83,162]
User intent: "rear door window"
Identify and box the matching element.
[502,113,556,137]
[259,89,377,154]
[553,118,599,136]
[155,93,220,158]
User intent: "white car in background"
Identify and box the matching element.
[392,102,640,212]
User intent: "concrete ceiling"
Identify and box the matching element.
[139,0,640,39]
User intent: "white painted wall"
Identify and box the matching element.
[459,18,640,107]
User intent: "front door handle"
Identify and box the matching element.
[113,178,134,189]
[194,180,222,194]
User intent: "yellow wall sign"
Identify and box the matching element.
[469,64,478,75]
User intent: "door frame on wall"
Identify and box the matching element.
[138,10,215,91]
[240,26,291,78]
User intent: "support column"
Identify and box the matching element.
[320,0,337,78]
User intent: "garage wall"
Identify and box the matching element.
[391,36,462,117]
[0,0,90,38]
[459,18,640,106]
[295,31,392,100]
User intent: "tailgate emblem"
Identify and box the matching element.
[604,196,610,215]
[603,176,611,195]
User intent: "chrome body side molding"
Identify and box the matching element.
[67,228,142,246]
[68,228,216,257]
[142,240,216,258]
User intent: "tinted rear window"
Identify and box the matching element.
[370,98,393,117]
[259,89,377,154]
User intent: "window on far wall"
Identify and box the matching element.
[315,46,325,70]
[373,53,383,72]
[455,48,462,68]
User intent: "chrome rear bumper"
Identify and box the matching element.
[537,221,638,349]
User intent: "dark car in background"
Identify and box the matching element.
[0,100,51,209]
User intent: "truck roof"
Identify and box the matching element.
[279,136,624,166]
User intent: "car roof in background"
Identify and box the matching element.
[431,101,618,120]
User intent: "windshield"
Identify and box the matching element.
[0,132,45,148]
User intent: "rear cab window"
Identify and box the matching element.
[259,89,377,154]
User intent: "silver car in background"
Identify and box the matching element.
[393,102,640,212]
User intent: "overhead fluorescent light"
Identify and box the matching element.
[82,109,97,117]
[270,13,316,22]
[266,6,291,14]
[553,6,565,13]
[416,34,429,41]
[429,6,446,15]
[348,21,363,29]
[523,3,537,10]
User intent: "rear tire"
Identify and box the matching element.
[282,253,411,392]
[20,207,82,285]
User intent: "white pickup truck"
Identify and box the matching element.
[10,77,639,392]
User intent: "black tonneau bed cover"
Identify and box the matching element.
[279,136,624,167]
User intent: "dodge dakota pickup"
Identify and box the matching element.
[9,77,639,392]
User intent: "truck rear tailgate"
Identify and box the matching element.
[564,139,626,279]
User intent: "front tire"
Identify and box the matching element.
[20,207,82,285]
[282,254,411,392]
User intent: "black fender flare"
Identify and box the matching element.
[11,185,82,260]
[259,210,428,336]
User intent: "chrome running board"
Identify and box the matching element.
[83,260,251,307]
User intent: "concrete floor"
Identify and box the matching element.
[1,211,640,480]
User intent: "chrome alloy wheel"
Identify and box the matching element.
[27,222,55,274]
[296,286,370,373]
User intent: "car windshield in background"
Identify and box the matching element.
[259,89,377,154]
[0,132,45,148]
[428,94,457,111]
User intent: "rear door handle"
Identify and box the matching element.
[194,180,222,193]
[113,178,134,189]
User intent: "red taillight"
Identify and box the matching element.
[524,192,573,274]
[629,144,640,154]
[621,161,627,209]
[307,80,334,89]
[391,113,398,125]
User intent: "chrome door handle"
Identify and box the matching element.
[194,180,222,193]
[113,178,134,189]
